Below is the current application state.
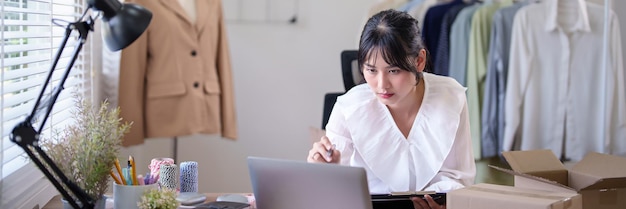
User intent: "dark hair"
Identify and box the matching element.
[357,9,431,83]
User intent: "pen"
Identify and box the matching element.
[115,159,127,185]
[123,168,131,185]
[130,156,138,185]
[326,144,336,158]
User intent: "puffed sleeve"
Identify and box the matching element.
[424,99,476,192]
[324,100,354,166]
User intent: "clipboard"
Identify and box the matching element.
[371,192,446,208]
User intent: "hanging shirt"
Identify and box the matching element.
[504,0,626,161]
[433,3,471,76]
[448,4,481,86]
[409,0,440,29]
[325,73,475,194]
[398,0,425,12]
[466,0,513,160]
[421,0,466,74]
[481,2,527,158]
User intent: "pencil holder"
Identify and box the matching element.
[113,183,158,209]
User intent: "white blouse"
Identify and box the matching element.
[325,73,476,194]
[504,0,626,161]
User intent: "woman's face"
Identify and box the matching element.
[362,49,423,108]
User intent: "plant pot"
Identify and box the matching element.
[61,196,106,209]
[113,184,158,209]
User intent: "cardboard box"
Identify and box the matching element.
[448,183,581,209]
[491,150,626,209]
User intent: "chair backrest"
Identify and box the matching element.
[322,50,361,129]
[341,50,361,92]
[322,92,342,129]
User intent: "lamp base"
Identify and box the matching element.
[61,196,106,209]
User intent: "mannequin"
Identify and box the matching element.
[118,0,237,148]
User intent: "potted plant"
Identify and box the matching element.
[41,97,131,208]
[137,188,179,209]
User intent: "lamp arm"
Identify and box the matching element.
[10,18,96,209]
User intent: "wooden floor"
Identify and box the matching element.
[474,156,513,186]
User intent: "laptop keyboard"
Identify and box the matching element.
[195,201,250,209]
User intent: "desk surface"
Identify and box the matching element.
[42,193,253,209]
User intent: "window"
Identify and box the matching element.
[1,0,94,208]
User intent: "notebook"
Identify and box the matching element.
[247,156,373,209]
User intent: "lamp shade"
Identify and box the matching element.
[88,0,152,51]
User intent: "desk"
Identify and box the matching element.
[42,193,253,209]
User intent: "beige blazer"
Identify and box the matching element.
[119,0,237,146]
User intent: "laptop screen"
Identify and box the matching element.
[247,157,373,209]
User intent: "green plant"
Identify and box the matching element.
[138,188,179,209]
[41,97,131,201]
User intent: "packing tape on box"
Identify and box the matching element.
[180,161,198,193]
[159,164,179,190]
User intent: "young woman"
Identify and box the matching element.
[307,10,475,209]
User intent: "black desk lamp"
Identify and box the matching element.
[9,0,152,208]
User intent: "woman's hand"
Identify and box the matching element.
[307,136,340,163]
[411,195,446,209]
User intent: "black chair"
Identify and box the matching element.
[340,49,360,92]
[322,50,360,129]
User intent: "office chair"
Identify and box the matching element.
[322,50,360,129]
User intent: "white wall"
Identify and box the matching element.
[119,0,376,193]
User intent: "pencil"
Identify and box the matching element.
[110,170,122,184]
[115,158,127,185]
[130,155,138,185]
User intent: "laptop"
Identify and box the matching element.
[247,156,373,209]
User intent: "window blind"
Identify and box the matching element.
[1,0,92,208]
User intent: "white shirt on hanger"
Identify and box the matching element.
[325,73,475,194]
[408,0,441,29]
[504,0,626,161]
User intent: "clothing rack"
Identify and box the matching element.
[386,0,622,160]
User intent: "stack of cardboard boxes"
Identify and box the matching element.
[448,150,626,209]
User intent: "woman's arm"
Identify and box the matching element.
[324,103,355,165]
